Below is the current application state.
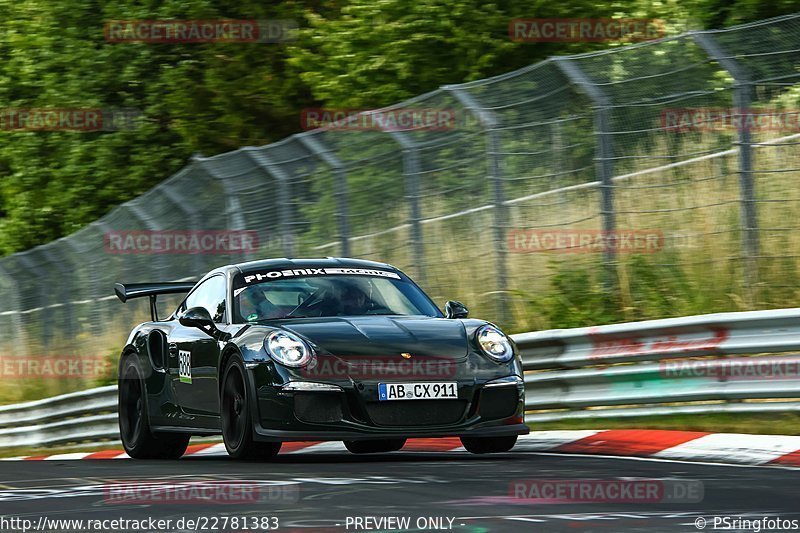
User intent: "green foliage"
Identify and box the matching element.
[513,253,744,331]
[2,0,800,255]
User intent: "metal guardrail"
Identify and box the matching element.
[519,308,800,422]
[0,385,117,449]
[4,308,800,449]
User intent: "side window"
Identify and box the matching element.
[182,275,227,323]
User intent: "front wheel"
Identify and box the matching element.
[460,435,517,454]
[118,354,189,459]
[221,357,281,460]
[344,439,407,454]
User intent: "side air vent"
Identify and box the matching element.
[146,330,168,370]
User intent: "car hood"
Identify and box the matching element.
[278,316,469,361]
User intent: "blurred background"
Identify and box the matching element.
[1,0,800,403]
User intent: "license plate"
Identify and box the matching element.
[378,382,458,401]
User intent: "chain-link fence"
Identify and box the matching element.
[1,14,799,392]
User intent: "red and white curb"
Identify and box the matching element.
[6,430,800,467]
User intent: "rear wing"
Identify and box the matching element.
[114,282,197,321]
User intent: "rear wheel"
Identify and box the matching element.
[221,357,281,460]
[461,435,517,454]
[344,439,407,454]
[118,355,189,459]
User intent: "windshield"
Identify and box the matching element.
[232,273,442,323]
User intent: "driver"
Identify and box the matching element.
[238,286,279,321]
[339,282,371,315]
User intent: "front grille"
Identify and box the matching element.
[366,400,467,426]
[478,387,519,420]
[294,392,343,424]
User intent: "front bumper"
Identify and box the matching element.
[246,369,528,442]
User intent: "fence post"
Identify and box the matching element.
[207,153,296,258]
[386,132,426,287]
[65,221,110,330]
[15,253,54,349]
[192,156,251,248]
[41,245,76,349]
[693,32,759,301]
[0,263,26,357]
[125,200,172,272]
[444,85,510,326]
[296,134,350,257]
[554,58,618,300]
[161,180,205,272]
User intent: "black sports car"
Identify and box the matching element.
[115,258,528,459]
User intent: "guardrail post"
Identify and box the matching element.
[554,58,618,301]
[444,85,510,326]
[296,134,351,257]
[693,32,759,302]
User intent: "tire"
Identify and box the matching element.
[460,435,518,454]
[344,439,407,454]
[118,354,190,459]
[221,357,281,460]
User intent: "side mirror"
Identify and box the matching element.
[445,300,469,319]
[179,306,215,331]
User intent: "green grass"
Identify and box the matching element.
[0,436,222,459]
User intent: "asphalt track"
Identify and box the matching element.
[2,444,800,533]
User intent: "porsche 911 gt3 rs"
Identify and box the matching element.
[115,258,528,459]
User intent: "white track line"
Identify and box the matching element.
[652,433,800,465]
[43,453,93,461]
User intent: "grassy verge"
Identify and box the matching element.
[527,412,800,436]
[0,436,222,459]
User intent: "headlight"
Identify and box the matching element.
[476,325,514,362]
[265,330,314,367]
